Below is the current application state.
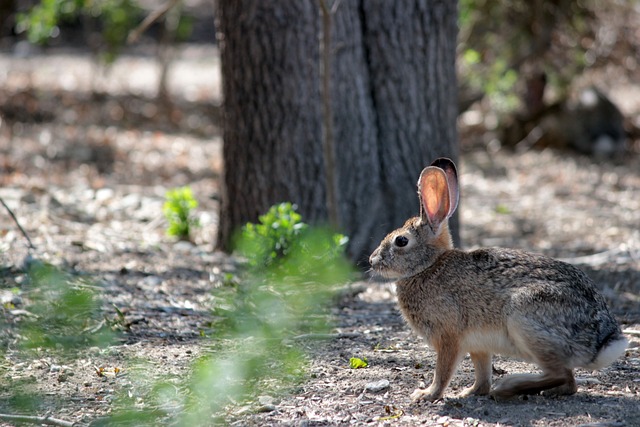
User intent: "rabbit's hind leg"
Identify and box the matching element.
[542,369,577,396]
[490,365,574,399]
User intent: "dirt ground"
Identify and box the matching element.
[1,45,640,427]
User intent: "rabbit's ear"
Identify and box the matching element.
[418,166,451,232]
[430,158,459,217]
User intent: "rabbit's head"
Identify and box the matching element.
[369,158,459,279]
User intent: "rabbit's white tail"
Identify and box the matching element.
[587,336,628,369]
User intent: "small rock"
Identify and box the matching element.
[0,291,22,306]
[174,241,195,253]
[141,275,162,287]
[258,395,275,406]
[365,379,390,393]
[257,404,276,413]
[437,416,450,424]
[95,188,115,202]
[577,377,602,385]
[234,405,252,415]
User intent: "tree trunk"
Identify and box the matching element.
[216,0,459,265]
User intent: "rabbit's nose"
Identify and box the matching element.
[369,249,381,267]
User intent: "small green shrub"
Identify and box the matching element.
[163,186,200,241]
[184,203,354,418]
[237,202,348,269]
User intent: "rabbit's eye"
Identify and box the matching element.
[394,235,409,247]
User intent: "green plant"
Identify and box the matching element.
[163,186,200,241]
[196,204,353,415]
[237,202,348,269]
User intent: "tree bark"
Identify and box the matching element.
[216,0,459,265]
[216,0,325,248]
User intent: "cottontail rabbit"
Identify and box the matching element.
[369,158,627,402]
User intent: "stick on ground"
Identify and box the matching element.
[0,413,80,427]
[0,196,35,250]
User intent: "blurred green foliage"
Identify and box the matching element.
[13,261,115,353]
[163,186,200,241]
[16,0,141,63]
[94,204,353,424]
[15,0,193,64]
[458,0,597,112]
[0,261,117,414]
[1,203,353,423]
[183,212,352,421]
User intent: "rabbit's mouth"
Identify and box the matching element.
[374,269,404,280]
[369,258,404,280]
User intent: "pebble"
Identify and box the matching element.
[258,395,275,406]
[365,379,390,393]
[174,241,195,253]
[141,275,162,287]
[95,188,115,202]
[255,395,277,412]
[577,377,602,385]
[0,290,22,306]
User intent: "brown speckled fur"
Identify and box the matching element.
[369,159,627,402]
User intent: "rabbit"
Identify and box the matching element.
[369,157,628,402]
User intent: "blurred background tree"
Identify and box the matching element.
[457,0,638,154]
[11,0,194,101]
[458,0,598,114]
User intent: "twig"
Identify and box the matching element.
[0,196,35,250]
[514,124,545,152]
[622,329,640,337]
[127,0,180,44]
[292,332,360,341]
[318,0,341,229]
[0,413,81,427]
[559,248,630,267]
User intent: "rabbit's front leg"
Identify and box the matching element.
[459,351,492,397]
[411,338,462,402]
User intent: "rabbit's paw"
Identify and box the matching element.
[410,386,442,402]
[541,380,577,397]
[459,381,491,397]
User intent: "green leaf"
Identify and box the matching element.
[463,48,481,65]
[495,204,511,215]
[349,357,368,369]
